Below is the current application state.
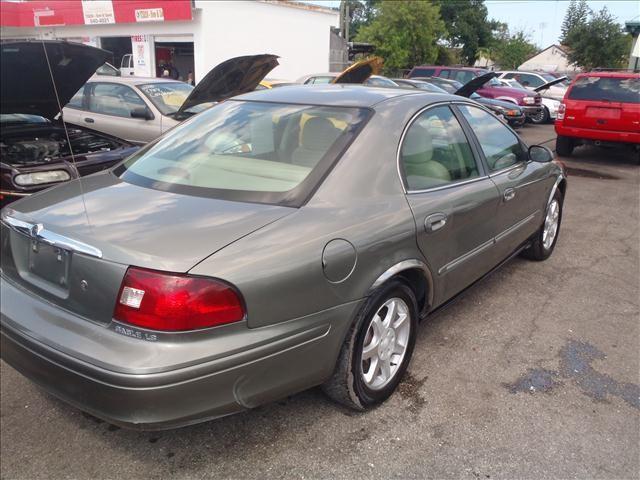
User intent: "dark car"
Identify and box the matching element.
[412,76,463,94]
[470,93,526,128]
[408,66,542,118]
[1,41,138,205]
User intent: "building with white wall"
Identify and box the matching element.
[518,44,580,74]
[0,0,340,81]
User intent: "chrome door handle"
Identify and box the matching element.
[503,188,516,201]
[424,213,447,233]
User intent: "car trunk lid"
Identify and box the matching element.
[1,172,293,324]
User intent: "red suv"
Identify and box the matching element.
[555,71,640,156]
[408,66,542,118]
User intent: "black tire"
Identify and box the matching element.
[556,135,574,156]
[530,106,550,124]
[322,279,418,410]
[522,189,563,261]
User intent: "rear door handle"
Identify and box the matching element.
[503,188,516,201]
[424,213,447,233]
[84,117,95,123]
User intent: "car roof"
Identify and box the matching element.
[576,71,640,78]
[88,75,184,86]
[234,84,428,107]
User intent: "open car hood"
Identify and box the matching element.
[1,41,110,120]
[454,72,498,98]
[534,76,568,92]
[177,54,279,115]
[333,57,384,84]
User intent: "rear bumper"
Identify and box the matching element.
[0,276,358,430]
[555,123,640,144]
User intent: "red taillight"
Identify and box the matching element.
[557,103,566,120]
[114,267,245,331]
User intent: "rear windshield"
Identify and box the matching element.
[568,76,640,103]
[410,67,435,77]
[115,100,370,206]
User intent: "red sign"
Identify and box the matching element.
[0,0,192,27]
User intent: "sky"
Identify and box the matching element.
[306,0,640,48]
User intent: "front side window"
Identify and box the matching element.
[138,82,194,116]
[458,104,526,172]
[400,105,479,191]
[116,100,370,206]
[89,83,147,118]
[452,70,475,84]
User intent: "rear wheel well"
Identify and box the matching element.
[394,269,429,315]
[558,178,567,199]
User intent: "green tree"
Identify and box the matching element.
[437,0,501,65]
[565,7,630,70]
[560,0,590,45]
[355,0,446,74]
[492,29,538,69]
[345,0,380,39]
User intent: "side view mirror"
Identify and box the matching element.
[529,145,554,163]
[130,107,153,120]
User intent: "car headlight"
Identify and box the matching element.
[14,170,71,186]
[523,96,535,105]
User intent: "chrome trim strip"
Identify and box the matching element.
[407,175,489,195]
[0,190,30,197]
[1,210,102,259]
[438,238,495,275]
[370,259,434,310]
[494,212,538,243]
[547,174,565,206]
[438,211,539,276]
[488,161,527,178]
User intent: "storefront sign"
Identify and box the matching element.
[82,0,116,25]
[135,8,165,22]
[131,34,154,77]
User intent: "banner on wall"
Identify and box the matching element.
[131,34,154,77]
[81,0,116,25]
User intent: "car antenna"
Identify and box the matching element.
[41,40,93,227]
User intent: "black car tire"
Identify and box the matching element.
[556,135,574,156]
[522,189,563,261]
[322,279,418,410]
[531,106,550,124]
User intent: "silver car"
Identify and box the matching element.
[1,85,566,429]
[63,55,279,144]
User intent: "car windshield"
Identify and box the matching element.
[116,100,370,206]
[137,82,194,115]
[0,114,51,126]
[568,76,640,103]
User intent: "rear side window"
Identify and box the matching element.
[116,101,370,206]
[411,67,435,77]
[568,76,640,103]
[400,105,479,191]
[439,69,451,79]
[89,83,147,117]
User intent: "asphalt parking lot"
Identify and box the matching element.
[1,123,638,480]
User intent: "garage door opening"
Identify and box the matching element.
[154,38,194,84]
[100,36,132,70]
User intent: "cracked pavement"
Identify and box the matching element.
[1,124,639,479]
